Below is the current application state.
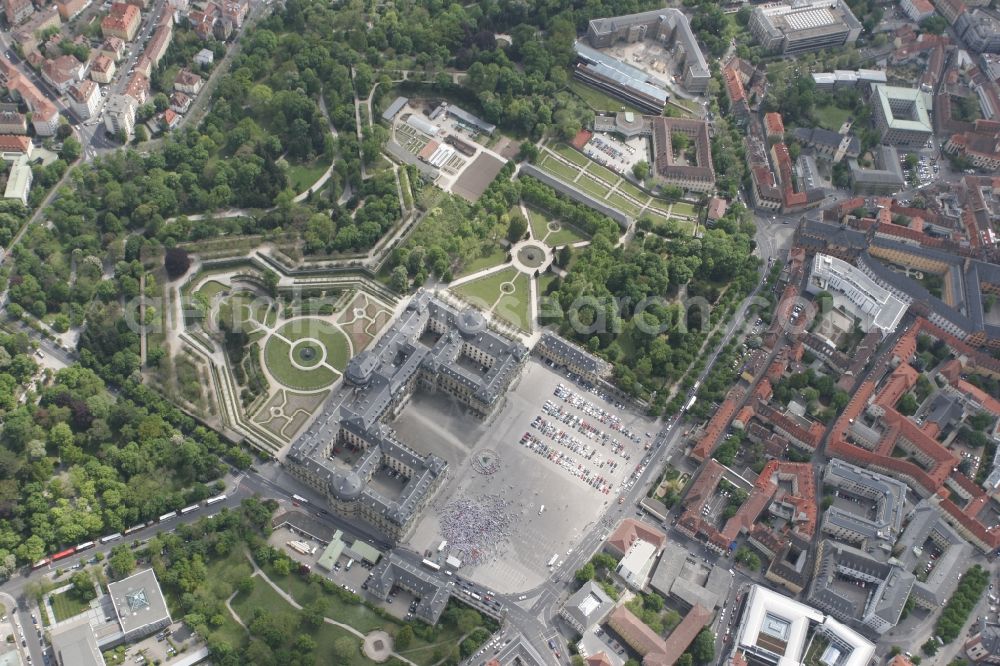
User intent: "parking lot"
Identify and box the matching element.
[582,132,650,177]
[401,359,657,593]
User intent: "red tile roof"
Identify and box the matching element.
[606,518,666,557]
[764,112,784,138]
[0,134,30,153]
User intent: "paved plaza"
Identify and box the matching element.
[399,359,657,593]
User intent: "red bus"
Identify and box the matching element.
[51,548,76,562]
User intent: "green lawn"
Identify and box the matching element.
[263,334,338,390]
[568,80,641,114]
[231,576,371,666]
[607,192,643,218]
[552,143,590,167]
[546,223,588,247]
[261,562,474,666]
[537,272,559,299]
[453,267,518,309]
[493,273,532,331]
[539,155,581,183]
[575,174,611,199]
[671,201,699,217]
[584,161,621,186]
[814,104,852,132]
[287,159,331,193]
[457,248,508,278]
[196,551,252,650]
[619,180,649,200]
[195,280,228,302]
[50,590,89,622]
[312,321,352,370]
[526,207,553,240]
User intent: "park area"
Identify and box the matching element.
[453,267,532,331]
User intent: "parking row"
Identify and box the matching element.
[517,431,613,494]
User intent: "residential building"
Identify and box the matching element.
[41,55,84,93]
[55,0,91,20]
[849,144,906,194]
[133,54,151,77]
[733,585,876,666]
[1,59,60,136]
[584,8,710,93]
[98,36,126,61]
[764,112,784,141]
[173,68,203,95]
[559,581,615,634]
[650,116,715,192]
[145,18,172,67]
[3,155,33,206]
[934,0,967,24]
[67,79,99,120]
[792,127,861,161]
[90,54,115,83]
[872,84,934,147]
[0,106,27,135]
[11,8,61,55]
[902,0,936,22]
[967,619,1000,663]
[221,0,246,27]
[944,119,1000,170]
[0,135,30,159]
[101,2,141,41]
[956,8,1000,54]
[123,72,149,105]
[104,93,137,137]
[706,197,728,222]
[3,0,33,25]
[168,91,191,114]
[193,47,214,66]
[807,540,914,634]
[286,291,527,542]
[160,108,179,130]
[749,0,862,54]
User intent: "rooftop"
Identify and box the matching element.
[107,568,170,637]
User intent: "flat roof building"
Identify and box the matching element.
[584,8,710,93]
[50,620,104,666]
[107,569,171,643]
[559,581,615,634]
[749,0,862,55]
[382,96,408,122]
[848,144,906,194]
[821,460,908,552]
[807,253,908,334]
[896,498,971,610]
[734,585,876,666]
[808,540,914,635]
[574,42,669,114]
[649,541,732,610]
[956,8,1000,54]
[872,85,933,147]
